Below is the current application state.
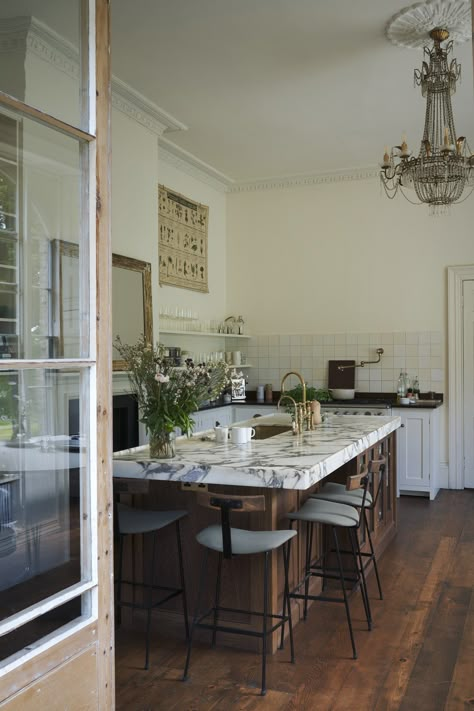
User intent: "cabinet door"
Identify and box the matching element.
[233,405,278,422]
[395,410,431,492]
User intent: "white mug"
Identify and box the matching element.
[230,426,256,444]
[214,426,229,443]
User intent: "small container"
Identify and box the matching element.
[256,385,265,403]
[264,383,273,403]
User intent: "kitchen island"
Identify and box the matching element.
[113,414,400,651]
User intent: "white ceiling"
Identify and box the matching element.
[108,0,474,182]
[2,0,473,183]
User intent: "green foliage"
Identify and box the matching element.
[115,335,229,436]
[283,384,332,402]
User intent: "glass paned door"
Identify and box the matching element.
[0,0,103,683]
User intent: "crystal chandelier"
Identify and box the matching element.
[380,28,474,214]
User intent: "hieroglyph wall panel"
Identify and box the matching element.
[158,184,209,293]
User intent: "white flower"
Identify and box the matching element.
[155,373,170,383]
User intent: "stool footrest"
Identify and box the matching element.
[290,592,350,604]
[195,605,288,639]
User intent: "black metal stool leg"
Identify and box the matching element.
[333,526,357,660]
[144,531,158,670]
[283,539,295,663]
[183,548,209,682]
[363,509,383,600]
[304,521,313,620]
[176,519,190,640]
[116,534,124,627]
[261,551,269,696]
[349,528,372,630]
[354,527,372,630]
[211,553,223,647]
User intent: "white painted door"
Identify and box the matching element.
[462,280,474,487]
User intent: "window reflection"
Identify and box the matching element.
[0,369,87,622]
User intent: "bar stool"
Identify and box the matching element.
[114,479,189,670]
[285,470,372,660]
[183,492,297,696]
[310,456,386,599]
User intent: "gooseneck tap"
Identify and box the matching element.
[278,371,317,434]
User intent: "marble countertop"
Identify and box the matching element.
[113,413,401,490]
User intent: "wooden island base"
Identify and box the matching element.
[116,431,397,653]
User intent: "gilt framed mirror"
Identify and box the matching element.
[55,242,153,370]
[111,254,153,371]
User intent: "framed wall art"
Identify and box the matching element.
[158,184,209,293]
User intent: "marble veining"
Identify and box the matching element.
[113,414,401,490]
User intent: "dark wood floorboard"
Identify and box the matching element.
[115,490,474,710]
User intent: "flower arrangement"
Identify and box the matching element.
[115,335,229,457]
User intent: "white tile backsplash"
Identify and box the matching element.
[244,330,444,395]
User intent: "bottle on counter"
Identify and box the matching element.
[264,383,273,403]
[397,371,406,402]
[413,376,420,400]
[256,385,265,402]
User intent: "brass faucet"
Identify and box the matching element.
[276,394,299,434]
[278,371,315,434]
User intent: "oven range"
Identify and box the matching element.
[321,399,392,416]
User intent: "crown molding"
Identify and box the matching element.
[0,16,187,138]
[0,16,79,79]
[111,78,187,136]
[227,167,380,193]
[159,138,234,192]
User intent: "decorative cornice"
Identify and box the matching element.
[159,138,233,192]
[386,0,471,48]
[0,17,80,79]
[0,16,187,138]
[227,167,380,193]
[111,77,187,136]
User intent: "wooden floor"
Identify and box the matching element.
[115,490,474,710]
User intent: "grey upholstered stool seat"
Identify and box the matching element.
[184,492,297,696]
[197,524,296,555]
[285,473,373,660]
[117,503,188,534]
[114,480,189,670]
[289,498,359,527]
[311,482,373,507]
[309,456,386,600]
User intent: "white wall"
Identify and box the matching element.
[226,177,474,336]
[111,109,159,335]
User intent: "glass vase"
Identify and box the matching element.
[148,430,176,459]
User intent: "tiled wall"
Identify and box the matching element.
[244,332,444,394]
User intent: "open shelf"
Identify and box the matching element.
[159,329,251,339]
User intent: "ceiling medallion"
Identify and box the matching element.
[380,25,474,214]
[386,0,471,48]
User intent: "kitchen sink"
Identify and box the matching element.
[252,424,293,440]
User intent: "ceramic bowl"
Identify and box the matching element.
[330,388,355,400]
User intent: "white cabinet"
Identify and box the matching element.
[192,406,233,433]
[233,405,278,422]
[393,407,440,500]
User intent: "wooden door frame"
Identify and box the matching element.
[447,264,474,490]
[95,0,114,705]
[0,1,114,706]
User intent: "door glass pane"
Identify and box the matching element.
[0,1,85,131]
[0,108,89,360]
[0,368,89,620]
